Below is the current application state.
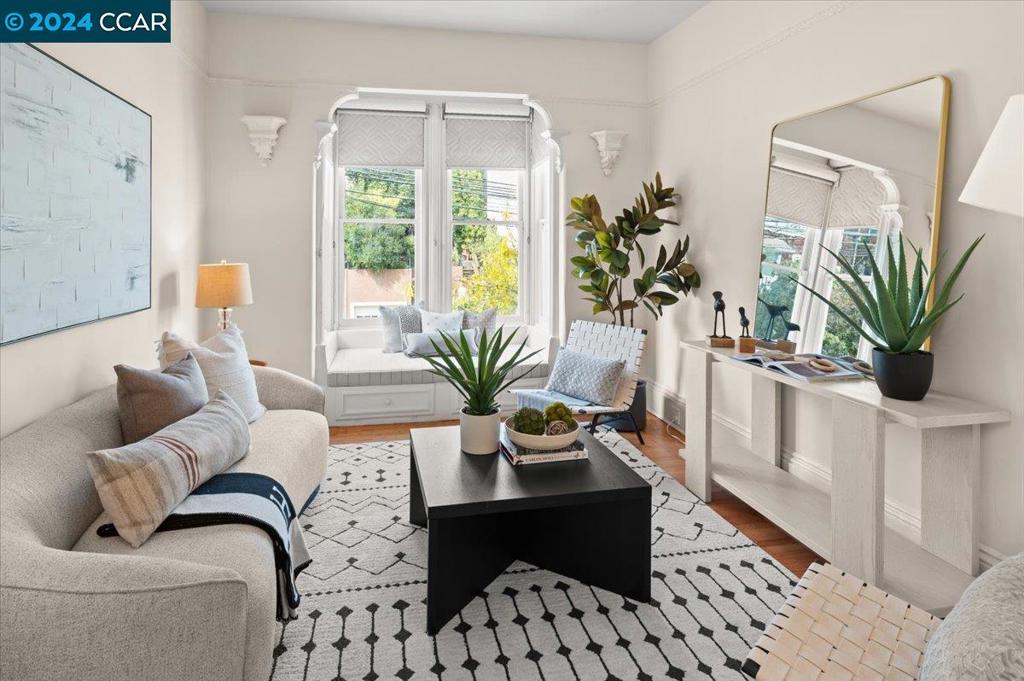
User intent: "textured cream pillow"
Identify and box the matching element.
[158,326,266,422]
[115,353,209,444]
[87,391,251,548]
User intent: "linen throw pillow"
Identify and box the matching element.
[421,309,464,334]
[115,353,209,444]
[404,329,479,357]
[379,304,422,353]
[461,307,497,333]
[157,326,266,422]
[545,347,626,406]
[87,391,251,548]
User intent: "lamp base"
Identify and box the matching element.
[218,307,233,331]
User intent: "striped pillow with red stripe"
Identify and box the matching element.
[87,391,250,547]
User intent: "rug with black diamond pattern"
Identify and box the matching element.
[269,430,796,680]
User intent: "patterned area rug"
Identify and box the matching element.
[269,430,795,680]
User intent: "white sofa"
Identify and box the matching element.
[0,366,328,681]
[315,324,555,425]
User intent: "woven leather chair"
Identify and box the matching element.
[511,320,647,443]
[744,556,1024,680]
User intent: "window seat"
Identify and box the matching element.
[315,324,557,425]
[327,346,549,388]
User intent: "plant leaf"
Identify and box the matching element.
[864,243,909,349]
[895,237,911,327]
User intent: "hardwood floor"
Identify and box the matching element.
[329,413,822,576]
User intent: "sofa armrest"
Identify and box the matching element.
[253,365,325,414]
[0,543,248,681]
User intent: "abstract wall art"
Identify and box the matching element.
[1,43,151,345]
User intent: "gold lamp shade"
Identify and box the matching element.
[196,261,252,329]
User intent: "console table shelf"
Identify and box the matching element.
[679,340,1010,615]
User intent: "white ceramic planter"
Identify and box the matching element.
[460,409,500,455]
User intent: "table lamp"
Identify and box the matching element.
[196,261,253,330]
[959,94,1024,218]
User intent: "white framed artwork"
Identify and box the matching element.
[1,43,151,345]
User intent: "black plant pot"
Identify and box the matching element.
[872,348,934,401]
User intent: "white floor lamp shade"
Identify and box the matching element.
[959,94,1024,218]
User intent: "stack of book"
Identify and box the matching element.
[499,430,588,466]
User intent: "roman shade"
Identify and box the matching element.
[445,117,528,168]
[336,112,425,167]
[827,167,885,229]
[766,167,832,228]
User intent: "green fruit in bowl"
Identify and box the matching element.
[543,401,574,427]
[511,407,546,435]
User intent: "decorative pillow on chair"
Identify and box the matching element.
[157,326,266,422]
[404,329,479,357]
[420,309,464,335]
[379,304,422,353]
[115,353,209,444]
[87,391,251,548]
[461,308,497,333]
[545,347,626,407]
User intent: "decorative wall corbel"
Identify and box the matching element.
[590,130,627,176]
[240,115,287,166]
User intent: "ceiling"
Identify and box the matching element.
[202,1,708,44]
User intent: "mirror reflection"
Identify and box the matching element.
[755,77,947,360]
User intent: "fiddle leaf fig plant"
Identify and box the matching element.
[794,235,983,354]
[567,173,700,326]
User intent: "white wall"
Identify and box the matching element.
[203,13,650,377]
[646,0,1024,564]
[0,0,208,436]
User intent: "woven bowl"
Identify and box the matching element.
[503,418,580,451]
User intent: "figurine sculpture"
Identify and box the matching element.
[712,291,730,337]
[738,306,751,338]
[757,297,791,342]
[784,320,801,339]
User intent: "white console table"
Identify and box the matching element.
[679,340,1010,614]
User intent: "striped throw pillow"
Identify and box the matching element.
[87,391,250,547]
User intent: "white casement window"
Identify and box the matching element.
[333,101,533,326]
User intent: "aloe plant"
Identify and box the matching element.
[418,327,541,415]
[567,173,701,326]
[795,235,983,354]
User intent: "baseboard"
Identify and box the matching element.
[978,545,1006,571]
[645,376,1008,572]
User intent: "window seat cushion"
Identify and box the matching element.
[327,346,549,388]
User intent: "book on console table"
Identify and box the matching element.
[731,352,863,382]
[499,432,588,466]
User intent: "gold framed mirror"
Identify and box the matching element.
[754,75,950,359]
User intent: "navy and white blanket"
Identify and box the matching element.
[99,472,312,621]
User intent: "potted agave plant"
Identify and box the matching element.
[795,235,983,401]
[419,327,540,454]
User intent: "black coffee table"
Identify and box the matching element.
[409,426,651,634]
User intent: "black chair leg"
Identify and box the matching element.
[626,410,645,445]
[589,414,602,434]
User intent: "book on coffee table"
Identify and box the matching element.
[499,430,588,466]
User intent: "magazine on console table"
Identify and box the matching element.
[499,429,588,466]
[731,352,864,382]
